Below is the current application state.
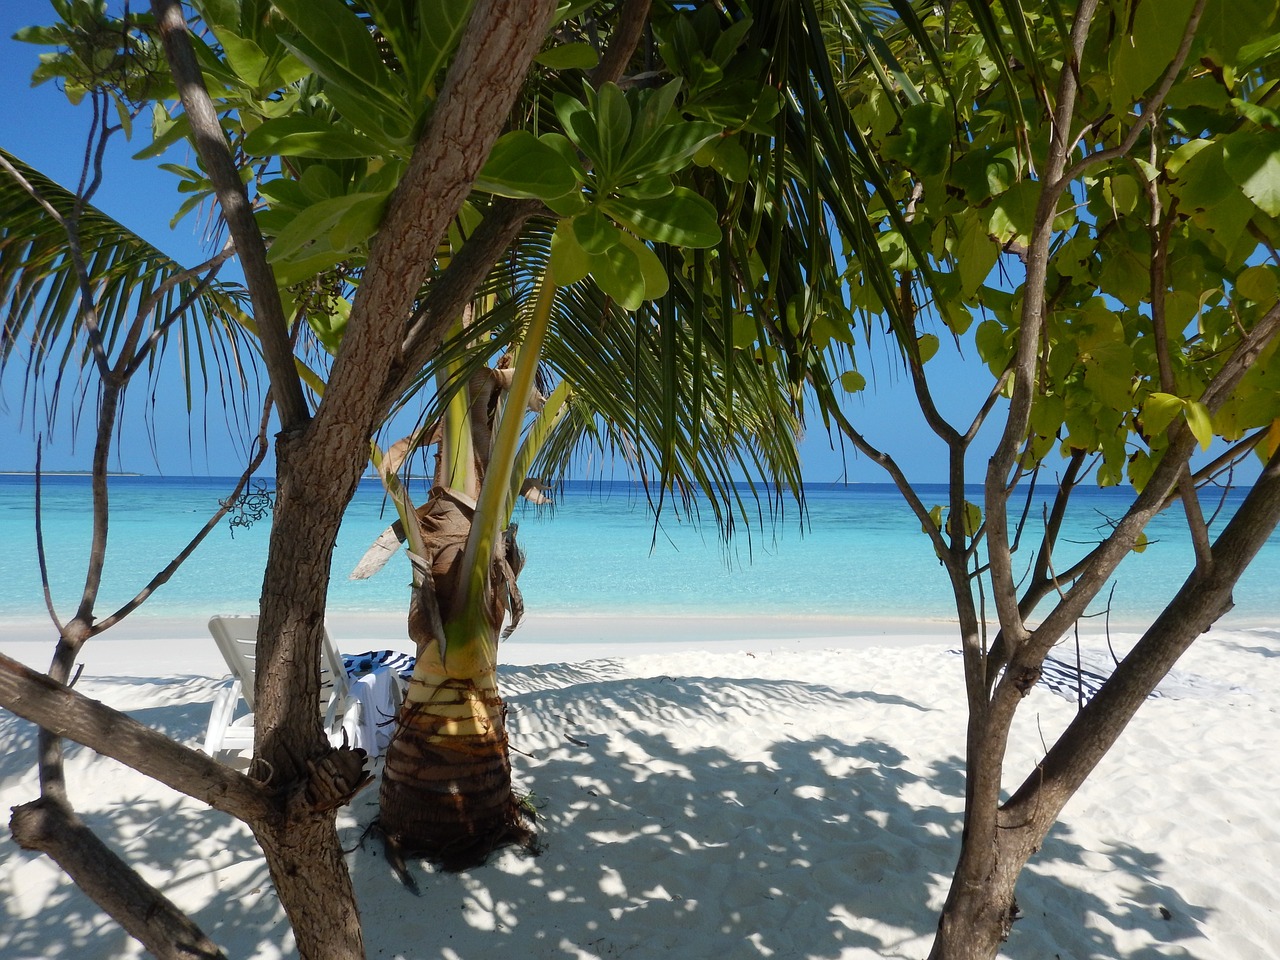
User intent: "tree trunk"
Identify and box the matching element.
[248,435,372,960]
[928,856,1022,960]
[379,639,533,871]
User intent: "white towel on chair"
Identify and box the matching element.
[333,666,403,757]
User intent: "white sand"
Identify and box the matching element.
[1,615,1277,959]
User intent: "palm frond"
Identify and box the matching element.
[0,147,256,432]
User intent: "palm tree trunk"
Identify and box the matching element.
[379,639,533,870]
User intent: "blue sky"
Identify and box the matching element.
[0,4,997,484]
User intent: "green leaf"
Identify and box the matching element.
[595,82,633,181]
[272,0,410,148]
[1222,129,1280,217]
[473,130,580,201]
[988,181,1040,246]
[266,191,387,266]
[1236,264,1279,303]
[554,92,599,159]
[1110,0,1197,107]
[839,370,867,393]
[618,120,722,182]
[883,101,954,176]
[616,230,669,301]
[549,218,590,285]
[534,42,599,70]
[1142,391,1185,437]
[589,240,645,311]
[954,211,999,297]
[1184,400,1214,450]
[243,116,382,159]
[917,333,939,363]
[601,188,722,248]
[214,29,272,89]
[572,208,623,254]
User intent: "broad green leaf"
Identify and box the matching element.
[589,240,645,310]
[272,0,411,148]
[601,188,722,248]
[215,29,272,89]
[1142,391,1185,437]
[840,370,867,393]
[988,181,1039,246]
[1133,531,1149,554]
[299,164,344,202]
[1110,0,1197,107]
[954,211,998,297]
[616,230,669,301]
[1128,449,1154,492]
[1222,129,1280,217]
[705,138,749,182]
[243,116,382,159]
[1184,400,1214,449]
[594,82,633,181]
[975,319,1010,369]
[917,333,939,363]
[473,130,579,201]
[619,121,723,182]
[266,190,387,265]
[883,101,953,176]
[553,92,600,159]
[1236,264,1280,303]
[534,42,599,69]
[572,208,623,254]
[549,219,590,285]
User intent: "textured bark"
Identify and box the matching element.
[11,797,226,960]
[0,652,274,824]
[150,0,308,429]
[379,654,534,870]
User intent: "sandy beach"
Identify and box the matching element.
[2,614,1277,959]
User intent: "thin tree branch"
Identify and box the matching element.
[984,0,1099,648]
[93,398,274,634]
[1004,445,1280,832]
[1056,0,1208,190]
[150,0,309,430]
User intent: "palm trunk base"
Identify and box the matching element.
[378,682,535,871]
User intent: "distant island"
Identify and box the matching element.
[0,471,142,477]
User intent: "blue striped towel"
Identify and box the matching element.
[342,650,416,681]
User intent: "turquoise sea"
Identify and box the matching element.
[1,475,1277,628]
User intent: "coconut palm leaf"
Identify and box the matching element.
[0,147,255,425]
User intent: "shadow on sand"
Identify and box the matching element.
[1,660,1209,958]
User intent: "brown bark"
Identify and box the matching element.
[11,797,226,960]
[150,0,309,429]
[0,652,275,824]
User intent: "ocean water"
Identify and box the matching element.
[0,475,1277,628]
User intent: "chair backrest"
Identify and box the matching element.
[207,615,349,712]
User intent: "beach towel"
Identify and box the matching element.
[335,650,416,757]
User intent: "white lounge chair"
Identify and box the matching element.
[203,615,352,758]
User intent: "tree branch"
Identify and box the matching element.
[1004,445,1280,831]
[150,0,309,431]
[0,653,276,825]
[93,398,274,634]
[10,797,226,960]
